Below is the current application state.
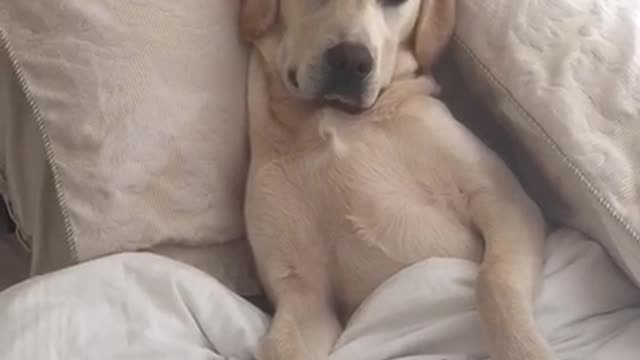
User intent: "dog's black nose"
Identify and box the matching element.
[324,42,373,99]
[327,42,373,78]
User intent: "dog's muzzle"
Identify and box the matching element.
[322,41,373,108]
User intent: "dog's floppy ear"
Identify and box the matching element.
[413,0,456,72]
[240,0,278,41]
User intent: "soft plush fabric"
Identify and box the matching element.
[333,230,640,360]
[454,0,640,285]
[1,229,639,360]
[0,1,259,294]
[0,252,269,360]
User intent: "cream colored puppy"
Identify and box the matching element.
[240,1,556,359]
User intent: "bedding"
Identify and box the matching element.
[1,0,638,322]
[0,1,259,294]
[1,229,639,360]
[453,0,640,285]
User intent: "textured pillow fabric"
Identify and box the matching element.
[0,1,259,294]
[454,0,640,284]
[0,44,72,273]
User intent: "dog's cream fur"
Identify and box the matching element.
[241,1,556,359]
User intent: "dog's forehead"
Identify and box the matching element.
[280,0,410,16]
[279,0,422,25]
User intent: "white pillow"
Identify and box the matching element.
[0,1,259,294]
[454,0,640,284]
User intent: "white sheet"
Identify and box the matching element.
[0,253,269,360]
[332,229,640,360]
[1,229,639,360]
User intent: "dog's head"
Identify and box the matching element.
[241,0,455,112]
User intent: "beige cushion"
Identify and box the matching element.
[0,44,72,274]
[454,0,640,285]
[0,1,259,294]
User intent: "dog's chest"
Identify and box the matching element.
[300,119,483,314]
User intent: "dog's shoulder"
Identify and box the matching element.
[372,78,521,196]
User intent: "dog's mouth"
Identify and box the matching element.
[320,97,370,115]
[285,70,379,114]
[320,86,388,114]
[319,87,388,114]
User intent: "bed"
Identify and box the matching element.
[1,0,640,359]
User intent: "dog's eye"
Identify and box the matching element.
[380,0,409,7]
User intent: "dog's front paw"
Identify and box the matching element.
[492,344,557,360]
[257,333,318,360]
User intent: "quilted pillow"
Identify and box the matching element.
[0,1,259,294]
[454,0,640,284]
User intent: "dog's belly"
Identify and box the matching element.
[318,160,484,317]
[331,197,483,318]
[280,111,486,318]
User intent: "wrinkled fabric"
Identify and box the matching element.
[0,252,269,360]
[332,230,640,360]
[1,230,639,360]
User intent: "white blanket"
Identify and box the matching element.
[1,229,639,360]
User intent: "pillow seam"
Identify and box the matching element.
[452,35,640,254]
[0,27,78,262]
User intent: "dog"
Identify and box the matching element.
[240,1,556,359]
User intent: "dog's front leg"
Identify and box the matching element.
[260,289,341,360]
[246,176,341,360]
[469,189,555,360]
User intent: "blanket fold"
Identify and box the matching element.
[1,229,639,360]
